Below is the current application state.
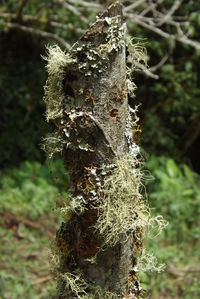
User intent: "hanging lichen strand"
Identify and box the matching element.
[43,2,167,298]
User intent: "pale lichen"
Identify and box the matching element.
[58,194,85,221]
[137,249,165,273]
[126,37,148,98]
[43,45,75,121]
[42,132,65,159]
[57,271,119,299]
[125,105,141,156]
[96,154,167,249]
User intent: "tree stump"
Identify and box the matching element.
[43,2,153,298]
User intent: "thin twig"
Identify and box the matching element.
[0,12,84,34]
[5,22,71,49]
[16,0,29,20]
[55,0,89,24]
[124,0,146,12]
[31,274,54,285]
[68,0,101,10]
[135,61,159,79]
[158,0,183,26]
[150,54,169,72]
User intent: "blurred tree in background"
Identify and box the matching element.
[0,1,200,298]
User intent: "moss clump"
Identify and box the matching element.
[96,154,167,248]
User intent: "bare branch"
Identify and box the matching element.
[16,0,29,20]
[0,12,84,34]
[150,54,169,72]
[126,13,171,39]
[55,0,89,24]
[124,0,146,13]
[135,61,159,79]
[68,0,101,10]
[126,12,200,51]
[158,0,183,26]
[5,22,71,50]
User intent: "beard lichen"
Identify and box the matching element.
[95,154,167,249]
[43,45,75,122]
[136,249,165,273]
[126,37,148,98]
[56,271,121,299]
[55,194,86,221]
[42,132,66,159]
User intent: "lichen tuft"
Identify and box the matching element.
[96,154,167,248]
[43,45,75,121]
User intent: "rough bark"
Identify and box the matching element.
[45,2,145,298]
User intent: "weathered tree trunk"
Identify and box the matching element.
[44,2,146,298]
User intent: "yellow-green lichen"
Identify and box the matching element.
[58,195,85,220]
[57,271,119,299]
[50,238,70,271]
[126,37,148,98]
[42,132,65,159]
[43,45,75,121]
[96,154,167,248]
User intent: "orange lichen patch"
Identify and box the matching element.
[75,209,99,258]
[77,178,97,195]
[110,108,119,120]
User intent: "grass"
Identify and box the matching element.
[0,159,69,299]
[143,155,200,298]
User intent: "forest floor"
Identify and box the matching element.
[0,159,200,299]
[1,212,199,299]
[0,212,56,299]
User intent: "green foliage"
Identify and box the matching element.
[0,31,48,168]
[0,160,69,299]
[0,0,87,44]
[0,159,69,219]
[131,24,200,161]
[144,156,200,298]
[147,155,200,243]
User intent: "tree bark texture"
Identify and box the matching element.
[44,2,145,298]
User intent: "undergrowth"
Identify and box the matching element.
[0,159,69,219]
